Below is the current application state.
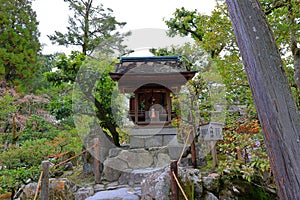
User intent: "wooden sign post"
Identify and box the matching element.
[198,122,223,168]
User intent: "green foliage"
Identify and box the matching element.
[218,117,272,184]
[45,51,85,123]
[0,166,40,194]
[73,55,120,134]
[0,0,41,91]
[165,3,236,59]
[19,115,59,142]
[219,177,277,200]
[45,51,86,86]
[0,94,17,123]
[0,139,55,194]
[174,74,212,123]
[262,0,299,51]
[48,0,128,55]
[150,43,209,71]
[174,73,213,143]
[216,55,255,116]
[0,139,56,169]
[0,129,81,194]
[165,2,253,117]
[178,176,194,200]
[261,0,300,108]
[46,51,121,145]
[30,54,59,93]
[48,95,73,121]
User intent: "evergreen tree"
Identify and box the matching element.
[0,0,41,90]
[48,0,128,56]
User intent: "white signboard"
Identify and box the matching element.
[198,122,223,141]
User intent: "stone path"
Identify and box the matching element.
[86,187,141,200]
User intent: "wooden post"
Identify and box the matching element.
[134,92,138,124]
[170,160,179,200]
[167,90,172,123]
[191,140,197,168]
[94,138,101,184]
[40,160,50,200]
[211,141,218,168]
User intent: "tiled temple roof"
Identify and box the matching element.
[114,56,188,74]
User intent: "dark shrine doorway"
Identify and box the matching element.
[129,84,174,125]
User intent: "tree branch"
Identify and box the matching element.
[265,1,288,15]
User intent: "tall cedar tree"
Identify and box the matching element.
[0,0,40,90]
[226,0,300,199]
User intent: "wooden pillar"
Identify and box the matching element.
[167,90,172,123]
[134,92,138,124]
[211,141,218,168]
[94,138,101,184]
[170,160,179,200]
[191,140,197,168]
[40,161,50,200]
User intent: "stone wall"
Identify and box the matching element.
[102,147,171,183]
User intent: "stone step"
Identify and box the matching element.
[86,187,141,200]
[118,168,162,185]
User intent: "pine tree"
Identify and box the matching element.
[48,0,128,56]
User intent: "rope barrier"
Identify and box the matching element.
[33,170,43,200]
[177,128,193,166]
[52,142,98,169]
[171,171,189,200]
[32,142,99,199]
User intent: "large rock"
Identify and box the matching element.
[75,187,94,200]
[119,168,162,185]
[155,153,171,167]
[179,167,203,199]
[204,191,219,200]
[141,167,171,200]
[19,183,37,199]
[118,149,153,169]
[19,178,74,200]
[102,157,129,182]
[103,148,156,182]
[141,167,204,200]
[48,178,74,199]
[202,173,220,193]
[82,126,116,174]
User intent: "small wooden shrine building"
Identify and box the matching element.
[110,56,196,150]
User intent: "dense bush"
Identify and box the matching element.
[218,117,273,185]
[19,115,59,142]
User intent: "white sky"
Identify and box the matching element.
[32,0,216,54]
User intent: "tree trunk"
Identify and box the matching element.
[81,89,120,147]
[294,48,300,106]
[225,0,300,199]
[94,98,120,147]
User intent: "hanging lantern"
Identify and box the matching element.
[151,107,156,119]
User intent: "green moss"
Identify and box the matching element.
[235,181,276,200]
[67,167,94,186]
[220,177,278,200]
[198,155,216,176]
[178,176,194,200]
